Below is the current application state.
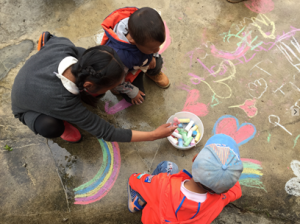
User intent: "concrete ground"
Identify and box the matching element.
[1,0,300,223]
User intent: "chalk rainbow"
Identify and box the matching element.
[73,139,121,205]
[240,158,266,192]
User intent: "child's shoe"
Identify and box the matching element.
[146,71,170,89]
[60,121,82,143]
[127,181,145,213]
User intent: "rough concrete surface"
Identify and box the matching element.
[1,0,300,223]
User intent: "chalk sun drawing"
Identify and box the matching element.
[182,89,209,117]
[240,158,266,192]
[245,0,274,14]
[229,99,258,118]
[73,139,121,205]
[213,115,256,146]
[285,160,300,197]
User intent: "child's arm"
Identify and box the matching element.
[222,181,242,205]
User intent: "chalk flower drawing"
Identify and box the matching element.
[229,99,258,118]
[73,139,121,205]
[285,160,300,197]
[240,159,267,192]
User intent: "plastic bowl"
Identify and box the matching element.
[166,111,204,150]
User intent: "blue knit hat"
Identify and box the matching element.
[192,134,243,194]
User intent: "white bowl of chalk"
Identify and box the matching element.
[166,111,204,150]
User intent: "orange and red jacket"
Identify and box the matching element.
[129,170,242,224]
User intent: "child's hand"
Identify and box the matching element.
[148,57,156,69]
[131,90,145,105]
[151,123,178,140]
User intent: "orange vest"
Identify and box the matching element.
[129,170,242,224]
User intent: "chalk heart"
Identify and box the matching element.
[182,89,209,117]
[214,115,256,146]
[285,160,300,197]
[245,0,274,14]
[239,99,258,118]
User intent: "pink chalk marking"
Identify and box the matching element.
[211,41,251,60]
[182,89,209,117]
[188,73,204,85]
[176,83,191,92]
[179,17,182,20]
[245,0,274,14]
[105,99,132,115]
[74,142,121,204]
[215,117,256,144]
[238,99,258,118]
[158,21,171,54]
[241,158,262,165]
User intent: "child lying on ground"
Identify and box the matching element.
[127,134,243,223]
[101,7,169,105]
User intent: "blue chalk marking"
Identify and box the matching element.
[75,140,111,195]
[239,174,261,181]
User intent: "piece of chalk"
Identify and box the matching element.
[191,125,198,131]
[187,129,193,138]
[168,136,178,145]
[178,138,183,147]
[185,120,195,131]
[179,118,190,123]
[182,132,188,142]
[178,123,183,128]
[195,131,201,142]
[173,117,180,126]
[190,139,196,146]
[174,129,179,133]
[172,131,182,139]
[192,131,197,137]
[184,136,194,146]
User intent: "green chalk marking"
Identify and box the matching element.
[73,139,108,191]
[239,179,267,192]
[211,94,220,108]
[267,133,271,143]
[242,162,262,170]
[293,134,300,148]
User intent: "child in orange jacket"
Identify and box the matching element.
[127,134,243,223]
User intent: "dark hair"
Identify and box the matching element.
[128,7,165,46]
[71,45,125,107]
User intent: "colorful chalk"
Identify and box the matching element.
[185,120,195,131]
[179,118,190,123]
[184,137,194,146]
[173,117,180,126]
[178,138,183,147]
[178,123,183,128]
[182,132,188,142]
[190,139,196,146]
[191,125,198,132]
[192,131,197,137]
[168,136,178,145]
[172,131,182,139]
[187,129,193,138]
[195,131,201,142]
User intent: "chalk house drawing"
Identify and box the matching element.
[285,160,300,197]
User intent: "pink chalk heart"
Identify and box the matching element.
[213,115,256,146]
[238,99,258,118]
[182,89,209,117]
[245,0,274,14]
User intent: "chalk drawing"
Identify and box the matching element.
[158,21,171,54]
[245,0,274,14]
[268,115,292,135]
[182,89,209,117]
[240,158,267,192]
[105,99,132,115]
[211,94,220,108]
[285,160,300,197]
[267,133,271,142]
[250,61,272,76]
[229,99,258,118]
[73,139,121,205]
[213,115,256,146]
[293,134,300,148]
[251,14,276,39]
[276,36,300,73]
[248,78,268,99]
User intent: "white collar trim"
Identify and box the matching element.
[55,56,79,95]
